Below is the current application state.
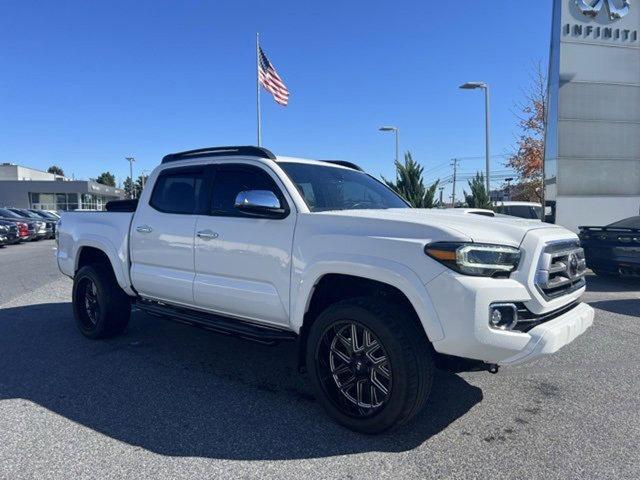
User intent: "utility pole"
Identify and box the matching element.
[451,159,459,207]
[125,157,135,199]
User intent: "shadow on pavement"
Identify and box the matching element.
[0,302,482,460]
[586,274,640,293]
[589,299,640,317]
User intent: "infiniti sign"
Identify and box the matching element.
[565,0,637,42]
[575,0,631,20]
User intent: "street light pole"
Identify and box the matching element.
[459,82,491,193]
[379,126,399,164]
[483,86,491,195]
[125,157,135,199]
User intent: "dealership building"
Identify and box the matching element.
[0,164,124,211]
[545,0,640,231]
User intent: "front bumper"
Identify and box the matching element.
[497,302,593,365]
[426,271,592,366]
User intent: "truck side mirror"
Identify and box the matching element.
[234,190,287,218]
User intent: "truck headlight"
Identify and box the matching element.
[424,242,521,278]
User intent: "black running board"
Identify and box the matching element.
[135,299,298,345]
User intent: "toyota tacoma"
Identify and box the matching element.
[57,146,594,433]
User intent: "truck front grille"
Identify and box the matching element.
[535,241,586,299]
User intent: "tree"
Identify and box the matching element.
[47,165,64,176]
[382,152,439,208]
[123,175,149,199]
[96,171,116,187]
[135,174,149,196]
[464,172,493,209]
[123,177,135,199]
[506,62,546,203]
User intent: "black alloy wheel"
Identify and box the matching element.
[77,277,101,329]
[316,321,392,417]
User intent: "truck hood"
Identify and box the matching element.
[315,208,565,246]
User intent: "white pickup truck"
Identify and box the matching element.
[57,146,594,433]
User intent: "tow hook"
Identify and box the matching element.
[487,364,500,374]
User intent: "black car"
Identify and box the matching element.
[0,219,20,245]
[579,215,640,277]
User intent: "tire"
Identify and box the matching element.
[306,297,433,434]
[72,264,131,339]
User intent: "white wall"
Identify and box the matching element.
[0,164,63,181]
[556,196,640,232]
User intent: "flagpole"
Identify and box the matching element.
[256,32,262,146]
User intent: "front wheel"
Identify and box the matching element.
[306,297,433,434]
[72,264,131,339]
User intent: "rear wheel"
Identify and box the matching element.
[72,264,131,339]
[306,297,433,434]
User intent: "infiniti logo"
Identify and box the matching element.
[575,0,631,20]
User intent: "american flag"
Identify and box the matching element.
[258,46,289,106]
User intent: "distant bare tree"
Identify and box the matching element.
[506,62,546,203]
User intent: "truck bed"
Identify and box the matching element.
[57,211,136,295]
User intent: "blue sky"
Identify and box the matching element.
[0,1,552,198]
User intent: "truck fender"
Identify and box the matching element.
[290,253,445,342]
[74,236,135,296]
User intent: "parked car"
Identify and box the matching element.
[57,146,593,434]
[16,221,32,241]
[0,219,21,244]
[579,215,640,277]
[42,210,61,219]
[6,208,54,239]
[0,224,8,247]
[0,208,39,241]
[494,201,543,220]
[28,209,59,238]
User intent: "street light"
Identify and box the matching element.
[505,177,514,201]
[459,82,491,193]
[379,126,399,164]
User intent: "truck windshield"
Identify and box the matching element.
[279,162,409,212]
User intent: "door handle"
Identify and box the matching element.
[197,229,218,241]
[136,225,153,234]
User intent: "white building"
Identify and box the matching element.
[0,163,124,211]
[545,0,640,231]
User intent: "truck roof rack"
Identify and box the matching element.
[161,146,276,164]
[322,160,363,171]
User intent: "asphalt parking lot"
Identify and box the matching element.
[1,241,639,479]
